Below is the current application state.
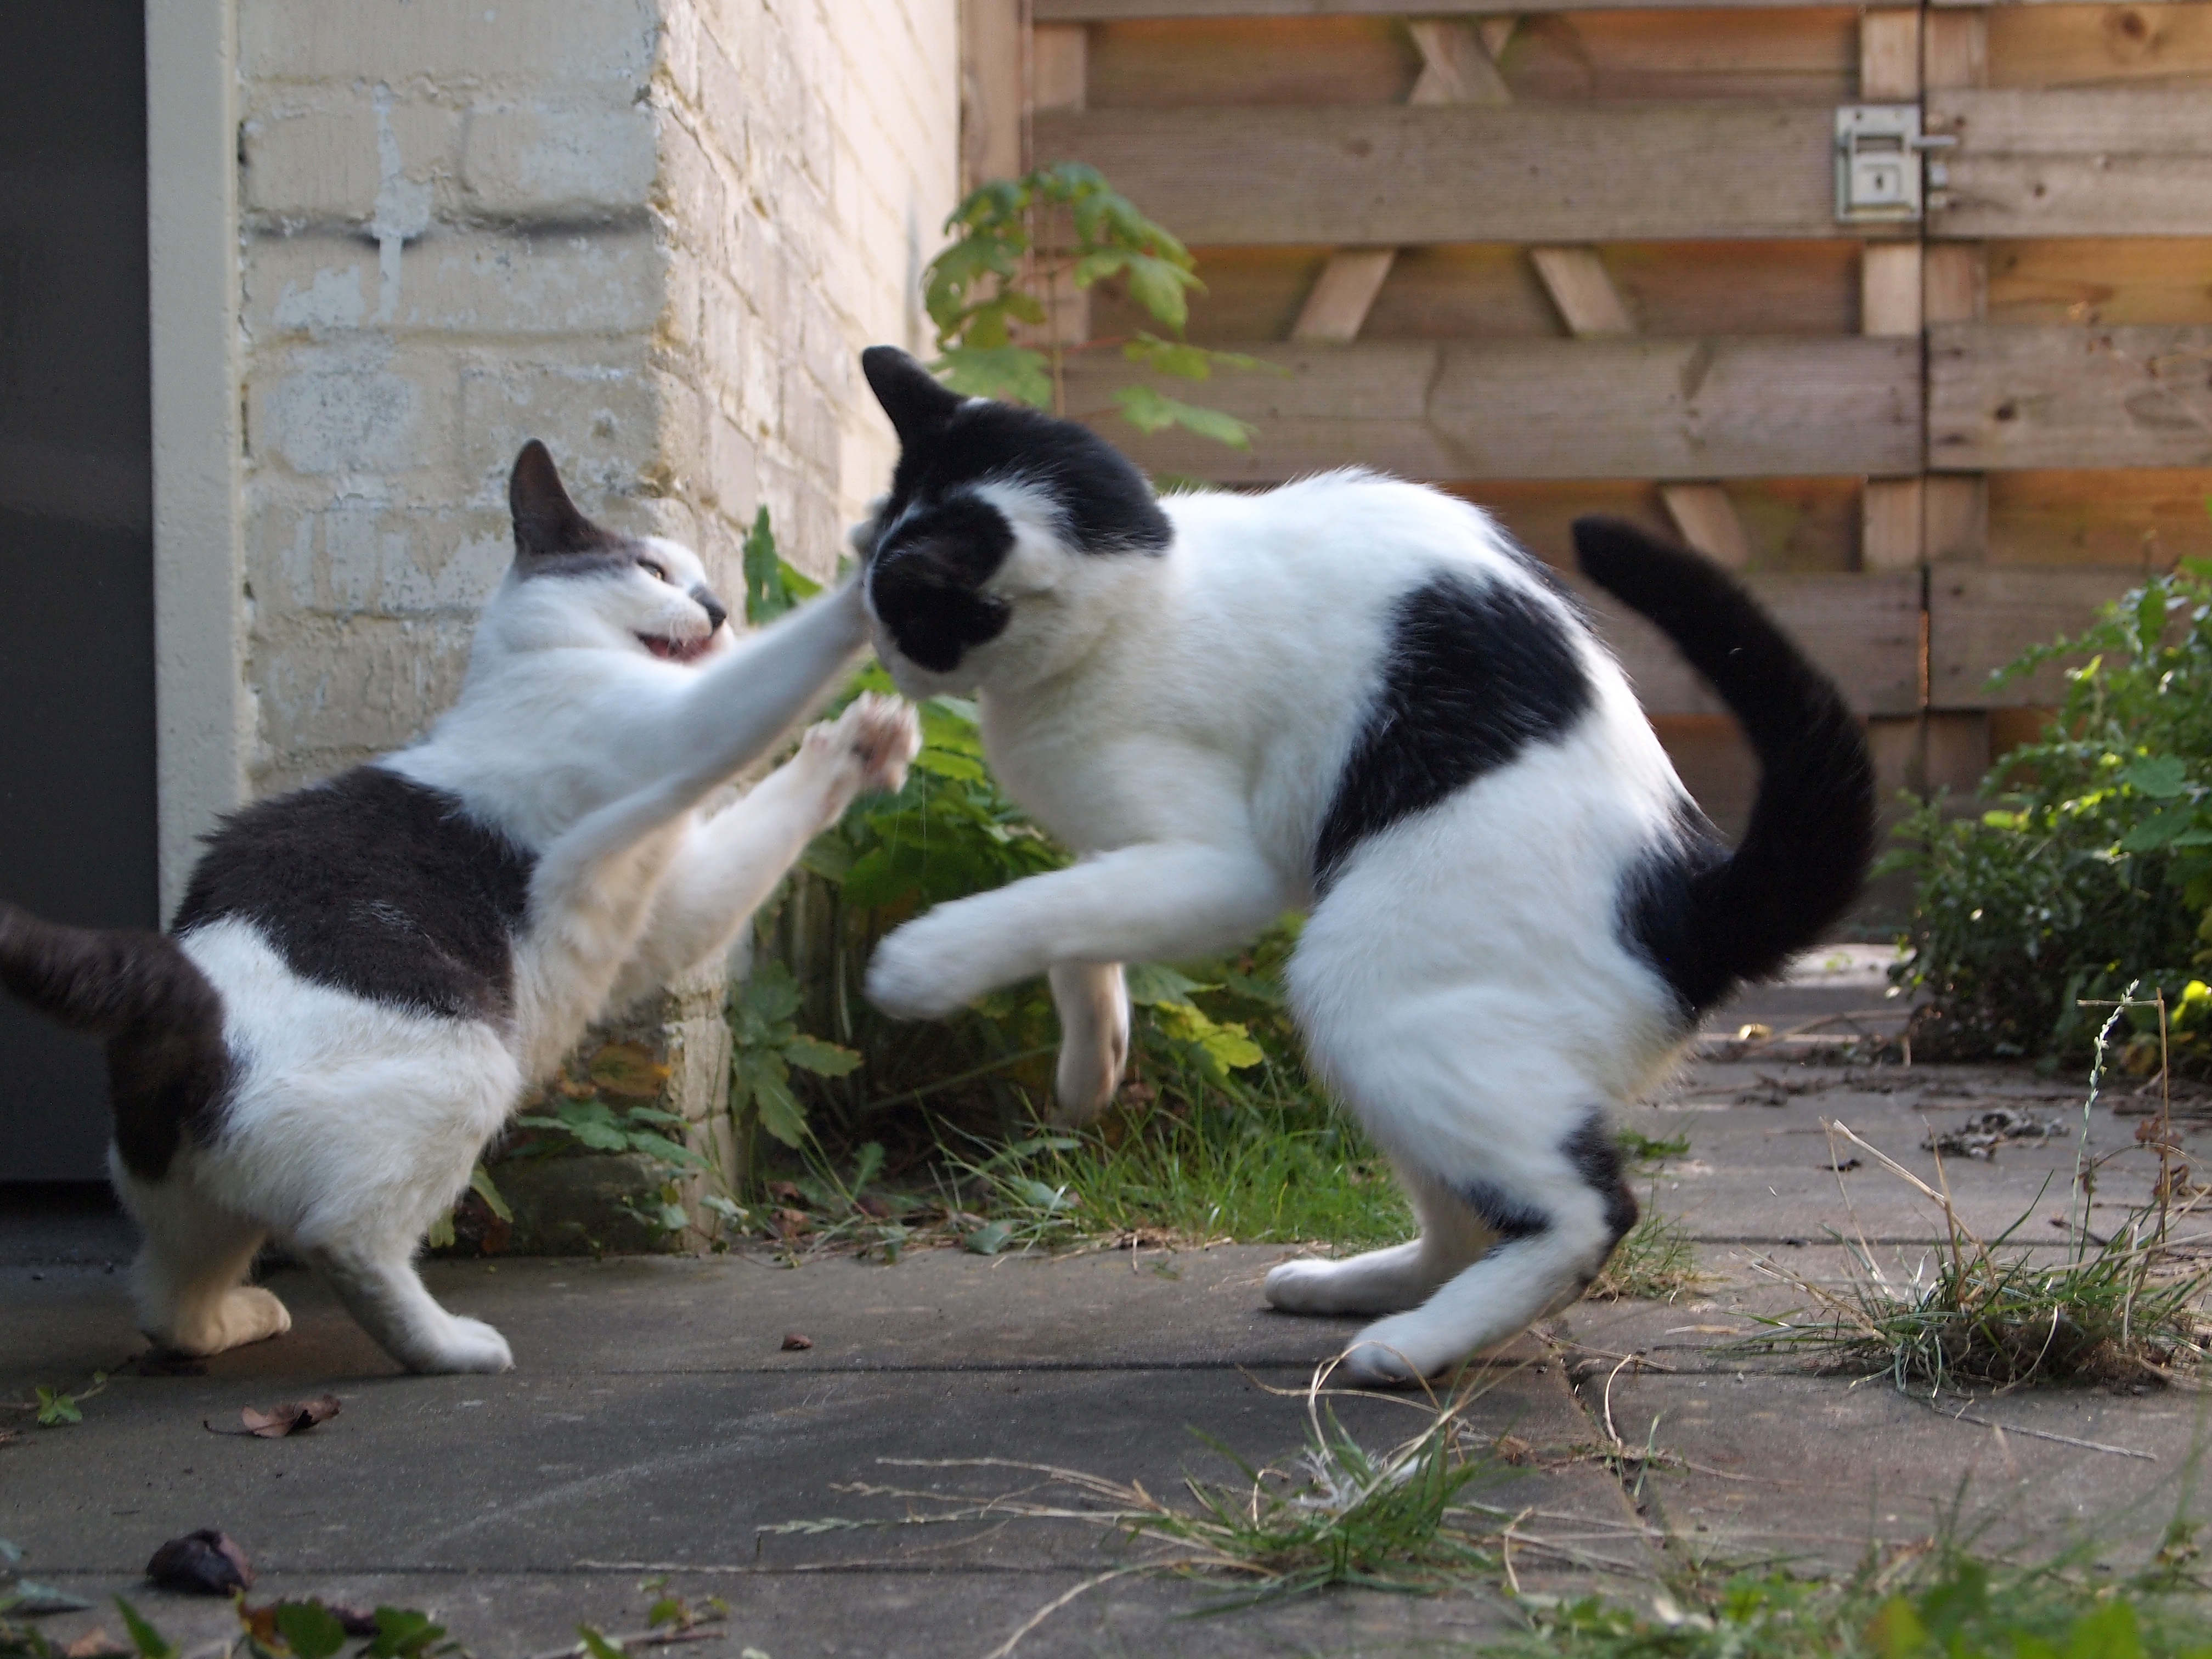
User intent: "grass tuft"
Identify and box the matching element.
[1590,1206,1706,1304]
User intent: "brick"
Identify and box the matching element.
[457,351,663,514]
[247,341,460,482]
[240,0,658,89]
[247,226,662,343]
[460,101,659,219]
[242,97,459,225]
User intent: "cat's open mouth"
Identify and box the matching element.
[639,633,715,665]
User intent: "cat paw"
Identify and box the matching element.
[806,693,919,808]
[1048,963,1128,1127]
[1262,1257,1346,1315]
[1339,1314,1457,1388]
[162,1285,294,1356]
[866,916,988,1020]
[410,1316,514,1375]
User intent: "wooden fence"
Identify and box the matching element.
[961,0,2212,841]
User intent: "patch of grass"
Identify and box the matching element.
[1503,1527,2212,1659]
[1590,1206,1705,1304]
[1742,1118,2210,1392]
[950,1089,1413,1254]
[1621,1129,1692,1168]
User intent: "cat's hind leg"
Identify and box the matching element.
[307,1234,512,1374]
[112,1162,290,1356]
[1263,1165,1489,1316]
[1048,961,1129,1127]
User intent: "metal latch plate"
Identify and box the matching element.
[1836,104,1923,224]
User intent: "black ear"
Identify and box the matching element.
[509,441,617,559]
[861,346,963,448]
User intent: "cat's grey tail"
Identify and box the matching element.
[0,902,216,1037]
[1571,516,1875,1017]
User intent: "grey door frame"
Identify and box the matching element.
[146,0,247,921]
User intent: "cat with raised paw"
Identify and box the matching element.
[0,442,916,1373]
[850,345,1872,1385]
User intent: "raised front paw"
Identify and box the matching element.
[804,692,919,809]
[866,915,988,1020]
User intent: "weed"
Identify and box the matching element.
[1590,1207,1705,1305]
[1742,1116,2210,1392]
[1621,1130,1692,1168]
[1503,1530,2212,1659]
[1890,562,2212,1069]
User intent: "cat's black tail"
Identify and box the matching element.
[0,902,215,1036]
[1570,516,1875,1017]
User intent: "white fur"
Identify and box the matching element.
[126,530,918,1373]
[865,471,1691,1384]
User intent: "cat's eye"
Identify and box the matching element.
[639,561,669,583]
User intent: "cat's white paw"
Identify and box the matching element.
[413,1316,514,1375]
[1339,1313,1457,1387]
[866,916,986,1020]
[1263,1257,1348,1315]
[805,693,920,810]
[1048,963,1128,1127]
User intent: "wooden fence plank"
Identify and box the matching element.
[1929,89,2212,237]
[1034,104,1856,244]
[1928,323,2212,471]
[1928,566,2143,708]
[1582,572,1923,718]
[1063,336,1923,482]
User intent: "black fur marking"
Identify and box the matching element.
[1460,1178,1549,1242]
[0,905,234,1182]
[506,439,639,579]
[868,494,1017,674]
[1562,1115,1640,1249]
[1574,516,1875,1019]
[173,766,536,1025]
[860,346,1171,558]
[1314,570,1593,890]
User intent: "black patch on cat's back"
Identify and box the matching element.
[1313,569,1594,890]
[173,766,537,1024]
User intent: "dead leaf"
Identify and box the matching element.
[61,1628,127,1657]
[764,1181,804,1204]
[145,1529,253,1595]
[771,1208,811,1240]
[780,1333,814,1352]
[206,1395,341,1438]
[589,1041,672,1099]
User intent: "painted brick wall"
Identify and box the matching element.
[236,0,957,796]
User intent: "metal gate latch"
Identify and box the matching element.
[1835,105,1955,224]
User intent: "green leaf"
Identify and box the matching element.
[364,1607,447,1659]
[851,1141,885,1198]
[934,345,1052,408]
[272,1603,349,1659]
[114,1599,179,1659]
[624,1130,710,1171]
[468,1164,513,1223]
[742,506,787,625]
[1121,254,1197,331]
[962,1220,1013,1256]
[2123,755,2191,798]
[552,1100,630,1153]
[425,1211,456,1250]
[1124,963,1210,1006]
[913,747,988,782]
[2119,810,2202,852]
[740,1050,808,1148]
[1122,334,1214,381]
[33,1386,78,1427]
[1112,385,1254,450]
[783,1035,862,1077]
[577,1627,627,1659]
[739,962,804,1028]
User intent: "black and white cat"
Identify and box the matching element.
[850,346,1872,1383]
[0,443,916,1373]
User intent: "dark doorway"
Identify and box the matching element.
[0,6,157,1180]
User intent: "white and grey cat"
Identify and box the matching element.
[0,443,916,1374]
[850,346,1872,1384]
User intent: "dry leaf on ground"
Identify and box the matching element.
[205,1395,341,1438]
[780,1333,814,1352]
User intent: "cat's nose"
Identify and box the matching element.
[693,586,729,634]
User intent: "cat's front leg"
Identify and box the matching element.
[867,842,1283,1020]
[1048,961,1129,1127]
[606,695,918,1009]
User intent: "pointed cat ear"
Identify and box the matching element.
[509,441,618,560]
[861,347,963,448]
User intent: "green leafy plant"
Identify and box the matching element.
[729,959,862,1150]
[1890,562,2212,1067]
[31,1372,103,1427]
[740,505,823,626]
[924,160,1279,448]
[1589,1206,1703,1304]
